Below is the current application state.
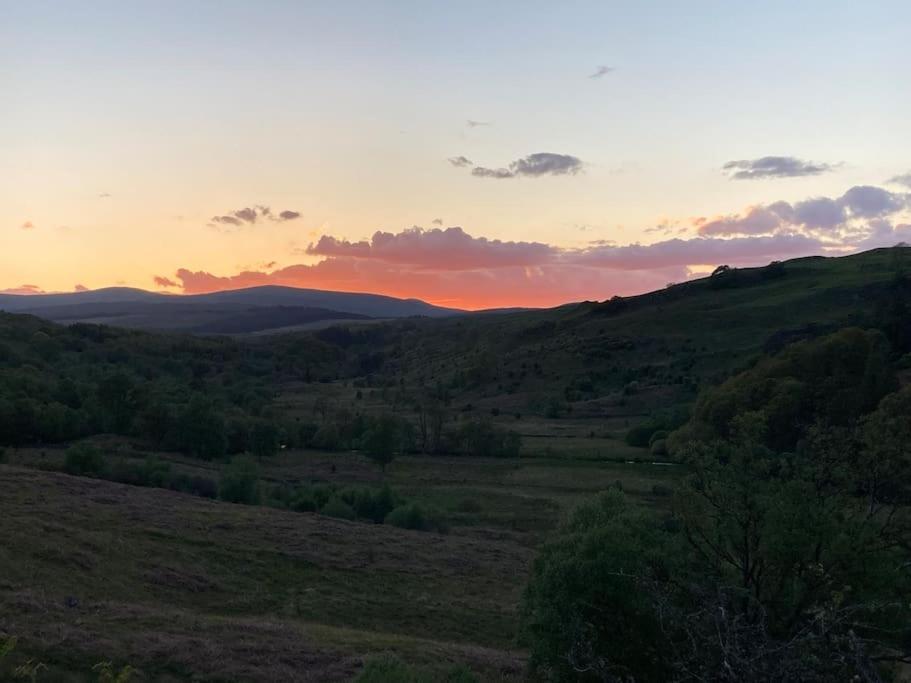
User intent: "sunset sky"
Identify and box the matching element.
[2,1,910,309]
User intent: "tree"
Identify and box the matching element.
[522,492,678,682]
[362,414,400,472]
[250,420,280,459]
[97,371,136,434]
[523,331,911,681]
[174,396,227,460]
[218,455,260,504]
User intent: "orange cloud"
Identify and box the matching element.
[168,227,825,309]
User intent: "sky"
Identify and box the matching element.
[2,0,910,309]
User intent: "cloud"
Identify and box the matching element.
[306,227,556,270]
[210,214,244,227]
[696,205,786,236]
[887,172,911,189]
[571,233,823,270]
[98,193,111,198]
[20,221,35,230]
[841,185,906,218]
[696,185,909,237]
[153,275,179,288]
[167,224,836,309]
[588,65,614,79]
[448,156,473,168]
[0,284,45,295]
[74,284,89,292]
[210,205,302,228]
[466,120,489,128]
[469,153,584,179]
[722,156,838,180]
[792,196,846,229]
[432,218,443,226]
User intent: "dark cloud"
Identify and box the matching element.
[887,172,911,189]
[472,166,515,179]
[469,153,584,179]
[233,207,258,223]
[448,156,473,168]
[210,205,301,227]
[588,65,614,79]
[210,215,244,227]
[722,156,837,180]
[153,275,179,288]
[841,185,906,218]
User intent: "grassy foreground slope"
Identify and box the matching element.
[0,466,529,681]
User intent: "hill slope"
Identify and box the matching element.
[0,285,464,333]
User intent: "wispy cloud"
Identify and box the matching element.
[722,156,838,180]
[20,221,35,230]
[0,284,45,295]
[153,275,179,288]
[466,153,584,179]
[887,172,911,189]
[448,156,473,168]
[588,65,614,79]
[209,205,302,228]
[466,120,490,128]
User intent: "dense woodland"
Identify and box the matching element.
[1,248,911,681]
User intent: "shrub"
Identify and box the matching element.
[353,655,414,683]
[385,503,449,533]
[64,443,106,477]
[311,423,342,451]
[187,475,217,499]
[218,455,260,505]
[290,488,318,512]
[352,655,479,683]
[321,496,356,520]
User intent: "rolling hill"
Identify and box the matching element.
[0,285,465,334]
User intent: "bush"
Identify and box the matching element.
[385,503,448,533]
[290,488,318,512]
[64,443,106,477]
[187,475,217,499]
[353,655,479,683]
[218,455,260,504]
[311,423,342,451]
[321,496,356,520]
[340,484,398,523]
[353,655,413,683]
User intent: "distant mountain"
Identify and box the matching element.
[0,285,464,334]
